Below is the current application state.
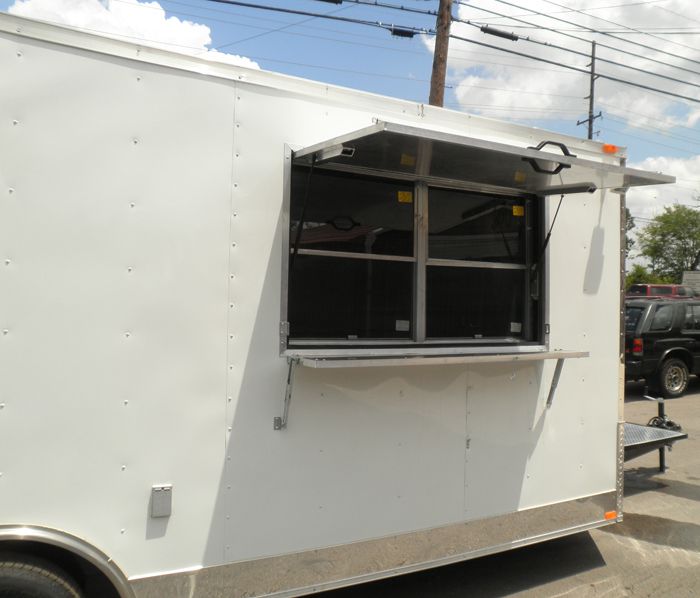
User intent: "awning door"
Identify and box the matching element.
[293,120,674,193]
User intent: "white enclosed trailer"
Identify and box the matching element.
[0,13,674,598]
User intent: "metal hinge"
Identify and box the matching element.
[279,321,289,353]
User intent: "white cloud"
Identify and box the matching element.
[443,0,700,126]
[627,155,700,221]
[8,0,259,69]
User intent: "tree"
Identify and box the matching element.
[637,205,700,282]
[625,264,671,290]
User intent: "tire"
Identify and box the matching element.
[0,554,83,598]
[657,357,689,398]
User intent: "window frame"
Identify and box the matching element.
[281,145,545,353]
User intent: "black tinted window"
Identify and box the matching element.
[291,169,414,257]
[628,285,646,296]
[625,306,644,333]
[683,305,700,331]
[428,189,527,264]
[650,305,674,331]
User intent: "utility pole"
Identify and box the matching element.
[577,41,602,139]
[429,0,453,107]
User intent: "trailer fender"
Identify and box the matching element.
[0,526,132,598]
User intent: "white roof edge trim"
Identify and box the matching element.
[1,13,425,114]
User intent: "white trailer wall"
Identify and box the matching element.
[1,15,622,589]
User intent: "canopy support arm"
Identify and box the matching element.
[546,358,566,408]
[274,358,299,430]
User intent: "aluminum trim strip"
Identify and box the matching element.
[129,491,616,598]
[284,345,568,357]
[294,248,415,263]
[0,525,134,598]
[311,162,537,197]
[427,258,527,270]
[293,350,589,369]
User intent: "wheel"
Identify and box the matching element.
[657,358,689,398]
[0,554,83,598]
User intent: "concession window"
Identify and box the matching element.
[280,120,674,363]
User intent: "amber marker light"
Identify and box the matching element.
[604,510,618,521]
[602,144,620,154]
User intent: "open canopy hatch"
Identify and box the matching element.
[293,120,673,194]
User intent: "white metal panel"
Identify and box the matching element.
[218,83,470,561]
[0,34,235,576]
[0,13,653,589]
[216,80,620,560]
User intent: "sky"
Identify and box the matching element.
[3,0,700,249]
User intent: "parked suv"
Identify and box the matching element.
[626,283,695,299]
[625,298,700,397]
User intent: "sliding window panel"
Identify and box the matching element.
[428,188,528,264]
[288,254,413,340]
[290,168,414,257]
[426,266,530,340]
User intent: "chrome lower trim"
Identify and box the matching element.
[0,525,133,598]
[130,491,616,598]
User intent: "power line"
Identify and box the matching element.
[489,0,700,68]
[204,0,700,105]
[467,22,700,35]
[452,81,583,98]
[136,0,435,53]
[240,54,438,83]
[458,0,700,78]
[601,111,700,144]
[313,0,439,19]
[559,0,671,12]
[654,4,700,28]
[212,0,355,49]
[471,22,700,93]
[539,0,700,55]
[458,0,700,82]
[600,123,700,155]
[603,117,700,151]
[206,0,432,37]
[449,32,700,105]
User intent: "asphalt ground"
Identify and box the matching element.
[316,380,700,597]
